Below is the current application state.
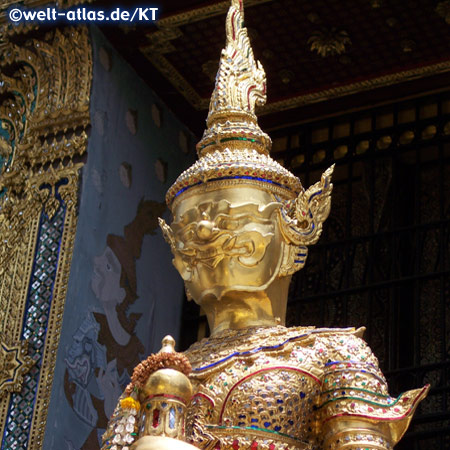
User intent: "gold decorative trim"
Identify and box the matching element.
[0,337,35,397]
[142,0,450,115]
[260,60,450,115]
[0,24,92,449]
[148,53,450,116]
[0,213,40,436]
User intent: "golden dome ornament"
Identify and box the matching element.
[130,336,195,450]
[102,336,196,450]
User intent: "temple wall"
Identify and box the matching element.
[43,26,195,450]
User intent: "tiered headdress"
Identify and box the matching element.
[166,0,303,208]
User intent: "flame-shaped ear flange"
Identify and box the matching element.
[278,165,334,276]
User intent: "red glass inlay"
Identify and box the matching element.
[152,408,160,428]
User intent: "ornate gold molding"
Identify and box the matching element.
[0,336,35,397]
[0,24,92,449]
[260,60,450,115]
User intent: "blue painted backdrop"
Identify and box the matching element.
[43,26,196,450]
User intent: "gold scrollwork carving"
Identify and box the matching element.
[0,335,35,398]
[0,24,92,449]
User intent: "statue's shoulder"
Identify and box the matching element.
[184,325,317,371]
[304,325,366,338]
[183,325,370,372]
[306,326,381,370]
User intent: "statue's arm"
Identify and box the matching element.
[316,332,429,449]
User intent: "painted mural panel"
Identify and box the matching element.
[43,26,195,450]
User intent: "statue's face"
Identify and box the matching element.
[168,186,285,303]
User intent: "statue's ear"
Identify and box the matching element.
[278,241,309,277]
[158,217,176,252]
[279,164,334,247]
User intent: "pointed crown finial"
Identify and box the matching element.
[196,0,270,158]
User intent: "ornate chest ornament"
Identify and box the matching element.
[102,1,428,449]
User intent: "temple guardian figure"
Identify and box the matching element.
[101,1,428,449]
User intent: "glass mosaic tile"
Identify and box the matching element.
[1,205,65,450]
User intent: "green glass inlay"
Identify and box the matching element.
[0,120,11,141]
[205,425,302,442]
[220,137,257,144]
[321,386,390,398]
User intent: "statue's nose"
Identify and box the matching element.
[196,219,215,240]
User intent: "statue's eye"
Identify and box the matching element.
[218,218,237,230]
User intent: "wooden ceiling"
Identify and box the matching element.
[98,0,450,136]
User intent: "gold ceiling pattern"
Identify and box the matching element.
[139,0,450,116]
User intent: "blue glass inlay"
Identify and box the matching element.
[169,408,176,429]
[174,175,296,199]
[1,197,65,449]
[324,360,377,369]
[308,189,323,203]
[193,332,310,371]
[193,328,358,372]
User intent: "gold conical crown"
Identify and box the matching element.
[166,0,303,208]
[197,0,270,157]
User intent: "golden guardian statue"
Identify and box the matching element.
[101,1,428,449]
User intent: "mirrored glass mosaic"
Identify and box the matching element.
[1,205,65,450]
